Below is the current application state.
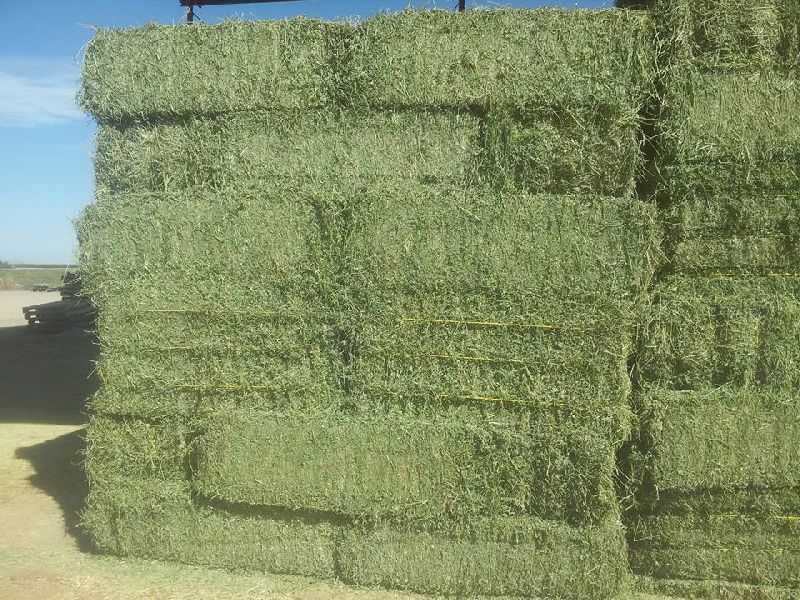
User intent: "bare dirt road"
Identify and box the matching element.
[0,290,414,600]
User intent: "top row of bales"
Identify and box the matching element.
[80,9,655,120]
[617,0,799,72]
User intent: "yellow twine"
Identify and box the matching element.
[405,352,527,365]
[165,383,276,391]
[140,308,281,316]
[712,512,800,522]
[707,271,800,278]
[401,316,558,330]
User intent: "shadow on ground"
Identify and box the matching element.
[0,325,98,424]
[1,323,99,548]
[16,429,92,549]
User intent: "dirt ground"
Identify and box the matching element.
[0,290,417,600]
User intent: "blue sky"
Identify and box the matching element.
[0,0,608,264]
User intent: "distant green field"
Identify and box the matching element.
[0,268,68,290]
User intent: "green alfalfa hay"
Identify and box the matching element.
[195,406,624,526]
[84,414,189,482]
[337,515,629,599]
[82,478,337,578]
[638,275,800,390]
[80,187,659,419]
[639,490,800,520]
[344,187,659,404]
[629,513,800,552]
[657,73,800,193]
[628,522,800,588]
[90,106,643,204]
[477,106,641,198]
[79,11,658,593]
[80,19,353,122]
[81,9,657,122]
[349,8,655,111]
[615,2,799,274]
[634,386,800,494]
[88,110,479,196]
[634,575,800,600]
[616,0,800,72]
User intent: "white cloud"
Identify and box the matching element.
[0,64,82,127]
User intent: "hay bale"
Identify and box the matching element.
[662,192,800,278]
[348,188,660,305]
[659,74,800,188]
[634,574,800,600]
[618,0,799,72]
[634,487,800,519]
[629,514,800,587]
[196,407,622,525]
[80,20,352,121]
[350,8,654,111]
[82,479,337,578]
[346,188,659,429]
[670,236,800,275]
[85,415,189,481]
[630,513,800,552]
[639,276,800,389]
[337,516,628,598]
[90,111,479,195]
[472,106,640,197]
[655,74,799,275]
[78,10,658,595]
[78,188,332,307]
[636,387,800,493]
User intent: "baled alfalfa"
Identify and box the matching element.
[83,418,337,577]
[350,9,655,198]
[90,103,645,208]
[80,19,353,122]
[634,387,800,494]
[654,74,800,273]
[194,406,623,526]
[82,479,337,578]
[78,187,345,418]
[89,110,480,196]
[657,73,800,190]
[337,516,629,599]
[79,11,657,595]
[628,514,800,588]
[84,414,189,481]
[346,186,658,405]
[633,488,800,521]
[349,8,655,111]
[666,189,800,272]
[634,575,800,600]
[638,275,800,389]
[616,0,799,72]
[476,105,641,198]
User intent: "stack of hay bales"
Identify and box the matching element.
[619,1,800,597]
[79,20,352,578]
[79,9,658,598]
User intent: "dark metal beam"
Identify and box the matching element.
[182,0,465,24]
[180,0,308,5]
